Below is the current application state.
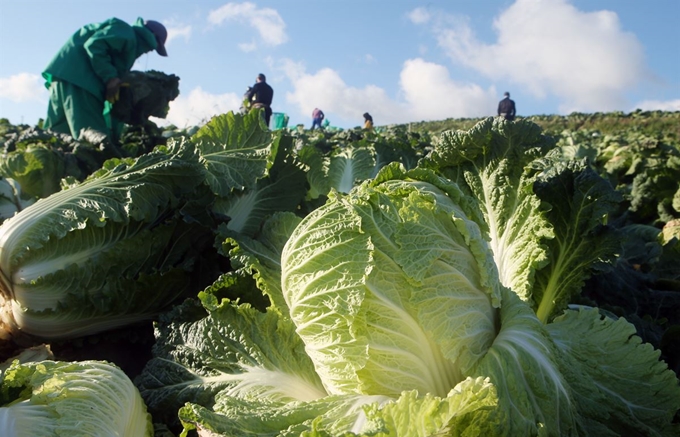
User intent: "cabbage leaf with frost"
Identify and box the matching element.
[0,360,153,437]
[137,164,680,436]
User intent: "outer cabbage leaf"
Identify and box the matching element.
[0,138,202,266]
[179,392,389,437]
[219,211,303,313]
[422,118,623,322]
[295,143,328,201]
[197,267,273,313]
[361,377,498,437]
[546,307,680,437]
[298,144,378,200]
[210,133,307,237]
[661,219,680,246]
[470,287,579,436]
[178,377,497,437]
[192,110,273,196]
[421,117,554,301]
[530,157,622,322]
[0,360,153,437]
[135,292,325,430]
[327,145,377,194]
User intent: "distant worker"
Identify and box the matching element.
[497,92,516,121]
[42,17,168,141]
[311,108,325,130]
[363,112,374,130]
[245,73,274,127]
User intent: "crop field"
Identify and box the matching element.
[0,110,678,436]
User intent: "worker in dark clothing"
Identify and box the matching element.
[363,112,374,130]
[42,17,168,141]
[497,92,516,121]
[245,73,274,127]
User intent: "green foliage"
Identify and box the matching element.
[1,111,679,436]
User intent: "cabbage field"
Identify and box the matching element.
[0,109,679,436]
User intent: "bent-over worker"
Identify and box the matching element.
[42,17,168,141]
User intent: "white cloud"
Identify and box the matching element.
[633,99,680,112]
[277,58,307,82]
[408,7,431,25]
[162,87,241,128]
[281,63,402,125]
[0,73,46,103]
[166,24,192,44]
[418,0,647,113]
[208,2,288,49]
[238,41,258,52]
[276,58,496,127]
[400,58,498,119]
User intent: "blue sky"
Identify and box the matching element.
[1,0,678,130]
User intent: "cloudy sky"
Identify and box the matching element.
[0,0,678,129]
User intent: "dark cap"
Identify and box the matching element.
[145,20,168,57]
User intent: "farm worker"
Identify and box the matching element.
[42,17,168,141]
[497,91,516,121]
[363,112,374,130]
[245,73,274,127]
[311,108,325,130]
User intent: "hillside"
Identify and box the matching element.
[395,109,680,139]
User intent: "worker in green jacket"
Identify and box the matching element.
[42,17,168,141]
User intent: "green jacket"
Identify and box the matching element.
[42,17,158,99]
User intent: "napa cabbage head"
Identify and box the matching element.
[0,360,153,437]
[281,164,501,397]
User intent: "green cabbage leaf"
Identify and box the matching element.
[422,117,622,322]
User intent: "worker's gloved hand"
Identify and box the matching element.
[106,78,123,103]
